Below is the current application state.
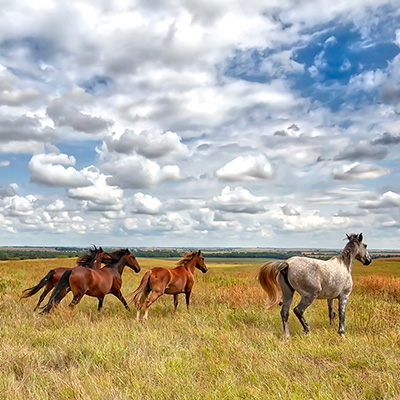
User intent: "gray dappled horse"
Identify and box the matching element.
[258,233,372,337]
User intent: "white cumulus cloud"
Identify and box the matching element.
[216,154,273,181]
[28,153,90,188]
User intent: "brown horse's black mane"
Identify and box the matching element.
[76,246,99,267]
[176,251,198,266]
[103,249,130,266]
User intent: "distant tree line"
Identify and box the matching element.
[0,249,83,261]
[0,247,394,261]
[131,249,305,259]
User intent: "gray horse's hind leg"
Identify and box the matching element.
[278,273,294,338]
[293,294,318,334]
[327,298,336,326]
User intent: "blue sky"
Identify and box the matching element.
[0,1,400,249]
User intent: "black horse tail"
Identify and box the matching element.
[40,270,72,314]
[21,270,55,298]
[130,270,152,309]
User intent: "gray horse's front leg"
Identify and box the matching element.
[337,295,349,336]
[327,298,336,326]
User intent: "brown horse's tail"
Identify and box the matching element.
[257,261,289,309]
[130,270,152,308]
[40,270,72,314]
[21,270,55,298]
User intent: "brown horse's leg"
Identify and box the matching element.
[34,283,54,311]
[113,291,130,311]
[69,293,84,309]
[98,297,104,311]
[185,290,191,311]
[173,294,179,311]
[143,291,163,320]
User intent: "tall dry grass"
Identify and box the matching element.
[0,257,399,399]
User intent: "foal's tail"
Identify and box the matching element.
[21,270,55,298]
[257,261,289,309]
[130,270,152,308]
[40,270,72,314]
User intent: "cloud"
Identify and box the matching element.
[0,2,400,248]
[333,162,390,181]
[105,129,188,158]
[281,203,300,216]
[129,193,162,215]
[67,166,123,206]
[216,154,273,181]
[0,64,42,106]
[45,199,66,212]
[359,191,400,209]
[102,154,182,189]
[379,83,400,104]
[47,98,109,134]
[3,195,37,217]
[0,184,18,198]
[0,115,56,144]
[208,186,268,214]
[28,153,90,188]
[334,140,387,161]
[372,132,400,146]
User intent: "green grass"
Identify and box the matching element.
[0,257,399,399]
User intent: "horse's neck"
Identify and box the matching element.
[339,243,357,272]
[92,257,102,270]
[107,256,126,275]
[182,258,196,273]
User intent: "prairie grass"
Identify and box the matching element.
[0,257,399,399]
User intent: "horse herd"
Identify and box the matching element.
[22,233,372,338]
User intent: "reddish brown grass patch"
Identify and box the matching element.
[356,274,400,301]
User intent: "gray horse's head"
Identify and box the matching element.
[347,233,372,265]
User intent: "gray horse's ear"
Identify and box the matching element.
[358,233,363,242]
[346,234,350,240]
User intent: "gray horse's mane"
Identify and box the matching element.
[338,233,361,268]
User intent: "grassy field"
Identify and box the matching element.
[0,256,399,400]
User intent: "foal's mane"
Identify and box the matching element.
[176,250,198,266]
[76,245,99,267]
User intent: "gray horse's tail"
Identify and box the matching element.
[258,261,289,309]
[130,270,152,308]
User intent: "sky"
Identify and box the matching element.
[0,0,400,249]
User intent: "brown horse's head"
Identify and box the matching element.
[95,246,113,265]
[195,250,208,273]
[77,245,112,268]
[124,249,141,273]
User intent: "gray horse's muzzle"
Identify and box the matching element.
[363,256,372,265]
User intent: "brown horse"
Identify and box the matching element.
[40,249,140,314]
[131,250,207,320]
[21,246,111,310]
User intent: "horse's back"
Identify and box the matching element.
[286,256,351,298]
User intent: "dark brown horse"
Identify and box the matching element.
[40,249,140,314]
[131,250,207,320]
[21,246,111,310]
